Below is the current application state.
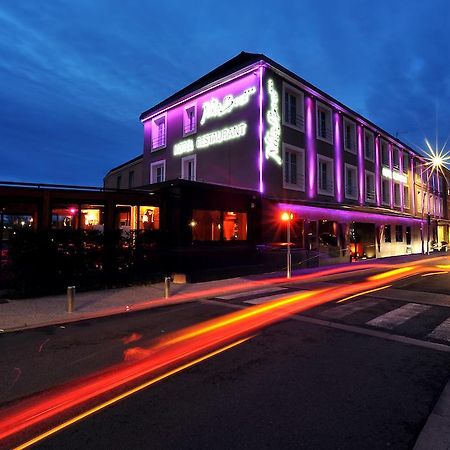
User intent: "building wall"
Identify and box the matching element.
[104,157,144,190]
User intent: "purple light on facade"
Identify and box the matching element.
[258,65,264,193]
[399,149,404,212]
[410,156,415,215]
[278,202,422,225]
[437,173,441,217]
[306,96,316,199]
[375,136,381,206]
[388,143,394,209]
[357,124,364,205]
[334,111,343,203]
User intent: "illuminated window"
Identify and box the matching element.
[382,178,390,205]
[404,185,410,209]
[181,154,196,181]
[282,83,304,130]
[394,183,401,207]
[343,118,356,154]
[150,160,166,184]
[152,114,167,150]
[183,104,197,136]
[344,164,357,200]
[381,140,389,166]
[317,155,334,196]
[365,170,375,203]
[283,144,305,191]
[139,206,160,231]
[191,210,247,241]
[364,130,374,161]
[316,102,333,144]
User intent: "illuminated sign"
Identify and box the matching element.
[264,79,282,165]
[200,87,256,125]
[173,122,247,156]
[382,167,407,183]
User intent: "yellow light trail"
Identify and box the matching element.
[368,267,415,281]
[13,337,252,450]
[336,285,392,304]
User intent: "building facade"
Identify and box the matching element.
[106,52,449,265]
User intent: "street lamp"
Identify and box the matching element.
[281,211,293,278]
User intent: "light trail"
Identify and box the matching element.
[0,260,446,447]
[421,271,449,277]
[336,285,392,303]
[13,337,253,450]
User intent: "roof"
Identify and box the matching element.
[104,154,143,176]
[139,51,426,160]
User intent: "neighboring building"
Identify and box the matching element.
[104,155,144,190]
[105,51,449,264]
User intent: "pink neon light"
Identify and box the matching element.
[306,96,316,198]
[388,143,394,209]
[410,157,415,215]
[357,124,364,205]
[375,136,381,206]
[399,149,404,213]
[258,65,264,193]
[334,111,343,203]
[278,202,422,225]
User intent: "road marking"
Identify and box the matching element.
[244,291,302,305]
[429,317,450,342]
[367,303,431,330]
[217,286,287,300]
[319,298,381,319]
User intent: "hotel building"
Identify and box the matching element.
[105,52,449,268]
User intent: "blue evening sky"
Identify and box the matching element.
[1,1,449,185]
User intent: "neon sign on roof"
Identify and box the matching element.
[264,79,282,165]
[173,122,247,156]
[200,86,256,125]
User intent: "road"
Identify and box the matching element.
[1,258,450,449]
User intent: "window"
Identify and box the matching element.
[282,83,304,130]
[381,140,389,166]
[183,104,197,136]
[395,225,403,242]
[384,225,391,243]
[191,210,247,241]
[116,176,121,190]
[150,160,166,184]
[365,170,375,203]
[128,171,134,188]
[283,145,305,191]
[316,102,333,144]
[393,147,399,169]
[345,164,358,200]
[343,118,356,154]
[403,185,410,209]
[402,152,408,173]
[151,114,167,150]
[382,178,390,205]
[406,226,411,245]
[394,183,401,207]
[364,130,374,161]
[139,206,160,231]
[181,154,196,181]
[317,155,334,196]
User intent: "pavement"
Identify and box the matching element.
[0,254,450,450]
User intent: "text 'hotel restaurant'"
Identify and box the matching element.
[103,52,449,265]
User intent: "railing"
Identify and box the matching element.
[318,125,332,141]
[152,135,166,149]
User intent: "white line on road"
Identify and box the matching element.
[367,303,431,330]
[428,317,450,342]
[218,287,287,300]
[319,298,381,319]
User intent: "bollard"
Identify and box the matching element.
[67,286,75,313]
[164,277,171,299]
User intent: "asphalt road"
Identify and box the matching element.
[2,264,450,449]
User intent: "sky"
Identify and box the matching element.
[1,0,450,185]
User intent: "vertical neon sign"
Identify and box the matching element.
[264,79,282,165]
[306,96,316,198]
[259,65,264,193]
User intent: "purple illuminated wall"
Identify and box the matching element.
[388,143,394,209]
[306,96,317,199]
[357,124,364,205]
[334,111,343,203]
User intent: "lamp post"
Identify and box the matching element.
[281,211,293,278]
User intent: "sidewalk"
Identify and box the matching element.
[0,253,446,333]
